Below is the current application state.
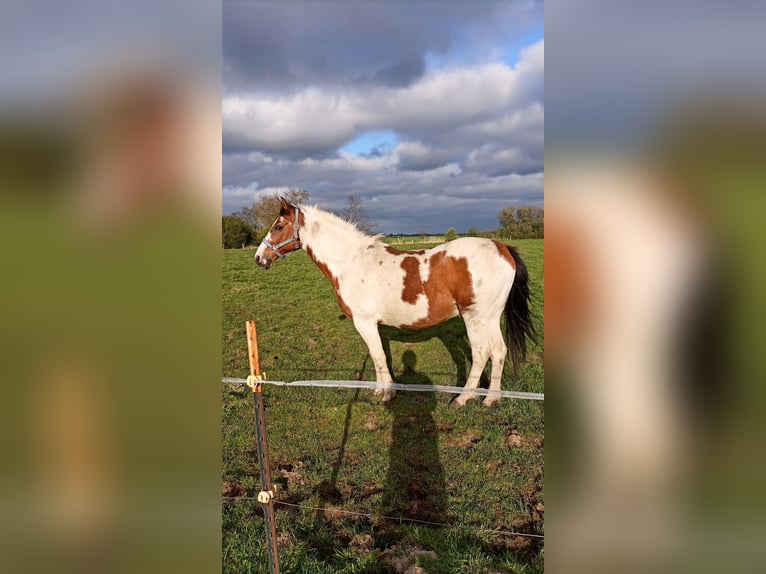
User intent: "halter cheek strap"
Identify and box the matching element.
[262,205,301,259]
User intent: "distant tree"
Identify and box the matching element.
[516,205,544,238]
[252,188,310,230]
[283,187,310,205]
[467,226,479,237]
[233,205,259,231]
[253,197,281,231]
[222,215,253,248]
[341,194,377,234]
[444,227,458,241]
[498,206,518,238]
[498,205,544,238]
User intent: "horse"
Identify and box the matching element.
[254,198,536,407]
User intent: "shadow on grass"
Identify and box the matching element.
[380,317,490,389]
[382,350,448,525]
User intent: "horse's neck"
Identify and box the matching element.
[301,207,369,274]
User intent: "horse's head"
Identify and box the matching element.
[254,197,302,269]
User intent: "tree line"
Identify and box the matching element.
[222,190,542,248]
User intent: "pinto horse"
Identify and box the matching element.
[254,198,536,407]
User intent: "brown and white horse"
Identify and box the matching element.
[254,198,536,406]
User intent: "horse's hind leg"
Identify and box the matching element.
[452,315,490,408]
[483,322,507,407]
[353,318,396,403]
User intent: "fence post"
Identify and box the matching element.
[245,320,280,574]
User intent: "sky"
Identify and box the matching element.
[222,1,544,234]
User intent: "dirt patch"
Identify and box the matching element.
[435,420,453,433]
[317,479,342,501]
[443,429,484,449]
[380,545,438,574]
[349,533,375,555]
[507,429,544,449]
[363,411,382,431]
[275,533,292,549]
[486,459,504,474]
[222,479,243,498]
[278,461,309,488]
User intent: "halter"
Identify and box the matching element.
[262,205,301,259]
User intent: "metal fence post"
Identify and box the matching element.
[245,320,280,574]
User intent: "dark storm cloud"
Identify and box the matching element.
[224,3,431,92]
[222,147,543,233]
[223,1,540,93]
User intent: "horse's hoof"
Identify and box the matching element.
[482,397,500,407]
[373,388,383,397]
[381,391,396,404]
[450,399,466,409]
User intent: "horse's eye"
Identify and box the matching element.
[275,225,284,231]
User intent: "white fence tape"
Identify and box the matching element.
[222,377,543,401]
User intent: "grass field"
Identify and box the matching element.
[222,239,544,573]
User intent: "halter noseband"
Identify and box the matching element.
[262,205,301,259]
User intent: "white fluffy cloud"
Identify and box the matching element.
[223,41,543,158]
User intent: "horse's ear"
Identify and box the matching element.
[278,196,291,213]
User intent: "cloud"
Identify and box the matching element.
[395,141,458,172]
[223,43,543,159]
[223,89,360,156]
[223,3,544,233]
[223,1,542,93]
[223,146,542,233]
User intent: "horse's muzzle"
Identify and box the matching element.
[255,255,273,270]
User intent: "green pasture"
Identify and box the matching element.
[222,239,544,573]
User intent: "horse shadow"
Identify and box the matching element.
[379,318,490,389]
[382,350,448,524]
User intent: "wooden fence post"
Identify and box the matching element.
[245,320,280,574]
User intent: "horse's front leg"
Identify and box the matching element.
[353,318,396,403]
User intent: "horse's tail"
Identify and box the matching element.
[503,245,537,375]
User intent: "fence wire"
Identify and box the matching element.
[222,496,544,540]
[222,377,544,401]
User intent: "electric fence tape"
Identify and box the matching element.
[222,377,543,401]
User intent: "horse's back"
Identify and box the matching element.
[437,237,516,275]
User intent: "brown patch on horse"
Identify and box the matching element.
[400,257,424,304]
[493,241,517,269]
[305,245,353,319]
[385,245,425,256]
[400,252,475,329]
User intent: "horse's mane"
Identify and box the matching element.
[301,204,384,247]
